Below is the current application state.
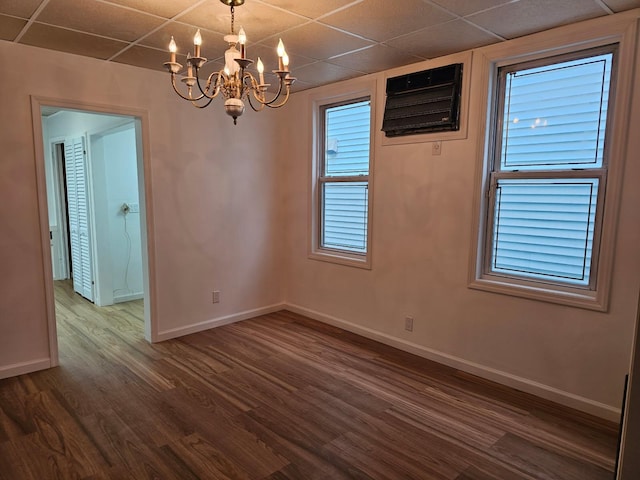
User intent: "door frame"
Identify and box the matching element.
[31,96,158,365]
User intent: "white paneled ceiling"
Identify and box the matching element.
[1,0,639,91]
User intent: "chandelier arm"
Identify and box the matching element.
[190,96,215,109]
[247,78,282,106]
[252,78,292,108]
[264,86,292,109]
[194,70,224,99]
[246,92,266,112]
[170,74,207,102]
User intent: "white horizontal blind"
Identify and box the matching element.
[492,179,598,285]
[501,54,611,170]
[323,182,368,252]
[488,49,614,288]
[321,99,370,253]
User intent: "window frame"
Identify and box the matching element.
[468,30,635,311]
[309,81,376,269]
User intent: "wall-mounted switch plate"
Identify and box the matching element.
[405,316,414,332]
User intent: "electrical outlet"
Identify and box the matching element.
[212,290,220,303]
[405,316,414,332]
[432,141,442,156]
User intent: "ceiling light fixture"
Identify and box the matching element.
[163,0,295,124]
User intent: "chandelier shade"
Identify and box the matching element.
[163,0,295,124]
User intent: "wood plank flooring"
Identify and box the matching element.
[0,280,619,479]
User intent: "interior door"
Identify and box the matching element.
[64,136,94,302]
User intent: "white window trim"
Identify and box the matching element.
[467,15,638,311]
[309,79,377,269]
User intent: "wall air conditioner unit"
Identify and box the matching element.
[382,63,463,137]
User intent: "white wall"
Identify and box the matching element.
[279,11,640,420]
[0,40,284,377]
[103,126,144,302]
[88,122,143,305]
[44,110,133,283]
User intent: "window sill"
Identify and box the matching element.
[468,274,607,312]
[309,248,371,270]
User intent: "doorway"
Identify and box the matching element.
[32,97,156,364]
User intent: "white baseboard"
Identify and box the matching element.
[0,358,52,380]
[285,303,621,422]
[114,292,144,303]
[155,303,287,342]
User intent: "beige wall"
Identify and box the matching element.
[279,12,640,419]
[0,41,284,374]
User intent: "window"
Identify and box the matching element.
[474,45,618,305]
[311,94,373,267]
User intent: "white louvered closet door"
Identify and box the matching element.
[64,136,94,302]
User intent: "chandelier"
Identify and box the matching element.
[163,0,295,124]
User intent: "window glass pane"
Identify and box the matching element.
[325,100,370,176]
[501,53,612,171]
[322,182,368,253]
[491,178,598,286]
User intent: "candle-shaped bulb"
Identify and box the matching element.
[238,27,246,59]
[283,52,289,71]
[257,57,265,84]
[169,36,177,63]
[193,29,202,57]
[277,39,285,70]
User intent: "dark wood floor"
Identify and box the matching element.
[0,281,619,479]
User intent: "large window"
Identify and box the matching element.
[311,94,373,267]
[476,45,618,304]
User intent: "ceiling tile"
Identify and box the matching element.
[466,0,609,39]
[321,0,455,42]
[0,14,27,41]
[428,0,518,16]
[140,22,223,53]
[177,0,307,43]
[20,23,128,59]
[328,44,424,74]
[0,0,44,19]
[292,61,361,86]
[196,58,226,78]
[260,0,363,19]
[601,0,640,12]
[36,0,165,42]
[288,79,315,93]
[386,19,500,58]
[101,0,203,19]
[111,44,188,72]
[246,42,316,70]
[277,22,373,60]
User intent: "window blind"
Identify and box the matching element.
[487,50,614,287]
[322,99,370,253]
[492,179,598,285]
[501,54,612,170]
[322,183,368,252]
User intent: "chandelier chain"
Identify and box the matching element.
[231,6,235,34]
